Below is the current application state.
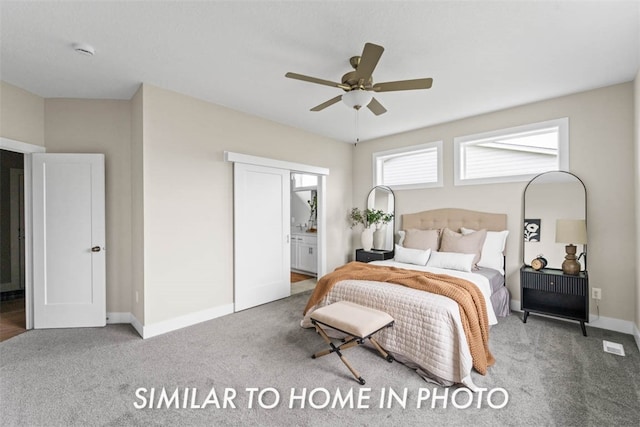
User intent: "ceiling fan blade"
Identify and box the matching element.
[373,78,433,92]
[285,72,350,90]
[310,95,343,112]
[367,97,387,116]
[354,43,384,81]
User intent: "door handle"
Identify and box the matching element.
[91,246,102,252]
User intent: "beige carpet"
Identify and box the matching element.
[1,291,639,426]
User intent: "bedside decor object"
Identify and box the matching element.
[530,255,547,271]
[361,226,374,251]
[350,185,396,253]
[367,186,395,251]
[523,219,541,242]
[556,219,587,275]
[349,208,376,251]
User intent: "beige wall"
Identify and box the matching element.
[1,81,354,330]
[44,99,133,314]
[0,81,44,146]
[139,84,353,325]
[353,82,636,322]
[3,78,637,333]
[131,86,145,322]
[634,70,640,340]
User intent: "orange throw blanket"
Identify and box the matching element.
[304,261,495,375]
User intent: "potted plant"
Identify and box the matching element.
[307,193,317,232]
[349,208,394,250]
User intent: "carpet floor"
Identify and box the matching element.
[1,291,638,426]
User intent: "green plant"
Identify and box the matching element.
[307,193,317,220]
[349,208,394,228]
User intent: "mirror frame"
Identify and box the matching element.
[522,170,587,269]
[366,185,396,252]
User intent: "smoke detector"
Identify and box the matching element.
[73,43,95,56]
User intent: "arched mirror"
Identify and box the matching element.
[367,185,395,251]
[523,171,587,271]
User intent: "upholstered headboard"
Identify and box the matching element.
[402,208,507,233]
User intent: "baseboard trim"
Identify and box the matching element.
[106,312,144,338]
[106,306,234,340]
[509,299,635,335]
[634,323,640,352]
[141,304,234,339]
[130,314,144,338]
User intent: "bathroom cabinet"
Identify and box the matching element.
[291,233,317,274]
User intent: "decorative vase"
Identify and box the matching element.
[373,226,386,250]
[561,244,580,275]
[361,226,374,251]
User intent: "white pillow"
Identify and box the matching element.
[426,251,475,272]
[460,227,509,274]
[394,244,431,266]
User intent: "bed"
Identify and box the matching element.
[301,208,509,389]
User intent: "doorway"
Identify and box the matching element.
[0,149,26,341]
[226,151,329,306]
[0,137,46,335]
[290,172,319,294]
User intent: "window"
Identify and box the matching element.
[291,173,317,189]
[454,118,568,186]
[373,141,443,190]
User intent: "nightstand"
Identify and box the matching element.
[520,266,589,336]
[355,249,394,263]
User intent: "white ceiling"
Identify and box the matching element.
[1,1,639,143]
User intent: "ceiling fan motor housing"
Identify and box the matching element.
[342,71,372,91]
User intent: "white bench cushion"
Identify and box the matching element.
[310,301,394,338]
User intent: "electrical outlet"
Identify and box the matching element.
[592,288,602,300]
[135,291,139,303]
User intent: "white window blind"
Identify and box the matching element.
[455,118,568,185]
[373,141,443,190]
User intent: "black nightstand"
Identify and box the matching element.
[355,249,394,263]
[520,266,589,336]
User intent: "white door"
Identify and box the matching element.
[234,163,290,311]
[32,153,106,328]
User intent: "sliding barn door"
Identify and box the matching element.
[234,163,290,311]
[32,153,106,328]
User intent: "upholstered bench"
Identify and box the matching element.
[310,301,395,385]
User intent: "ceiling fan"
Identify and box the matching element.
[285,42,433,116]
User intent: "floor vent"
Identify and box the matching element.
[602,340,625,356]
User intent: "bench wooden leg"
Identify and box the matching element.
[338,353,365,385]
[370,337,394,362]
[312,324,366,385]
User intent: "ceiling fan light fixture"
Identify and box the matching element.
[342,89,372,110]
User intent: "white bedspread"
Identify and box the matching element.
[301,260,497,387]
[373,260,497,326]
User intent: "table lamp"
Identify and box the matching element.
[555,219,587,275]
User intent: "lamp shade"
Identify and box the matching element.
[555,219,587,244]
[342,90,373,110]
